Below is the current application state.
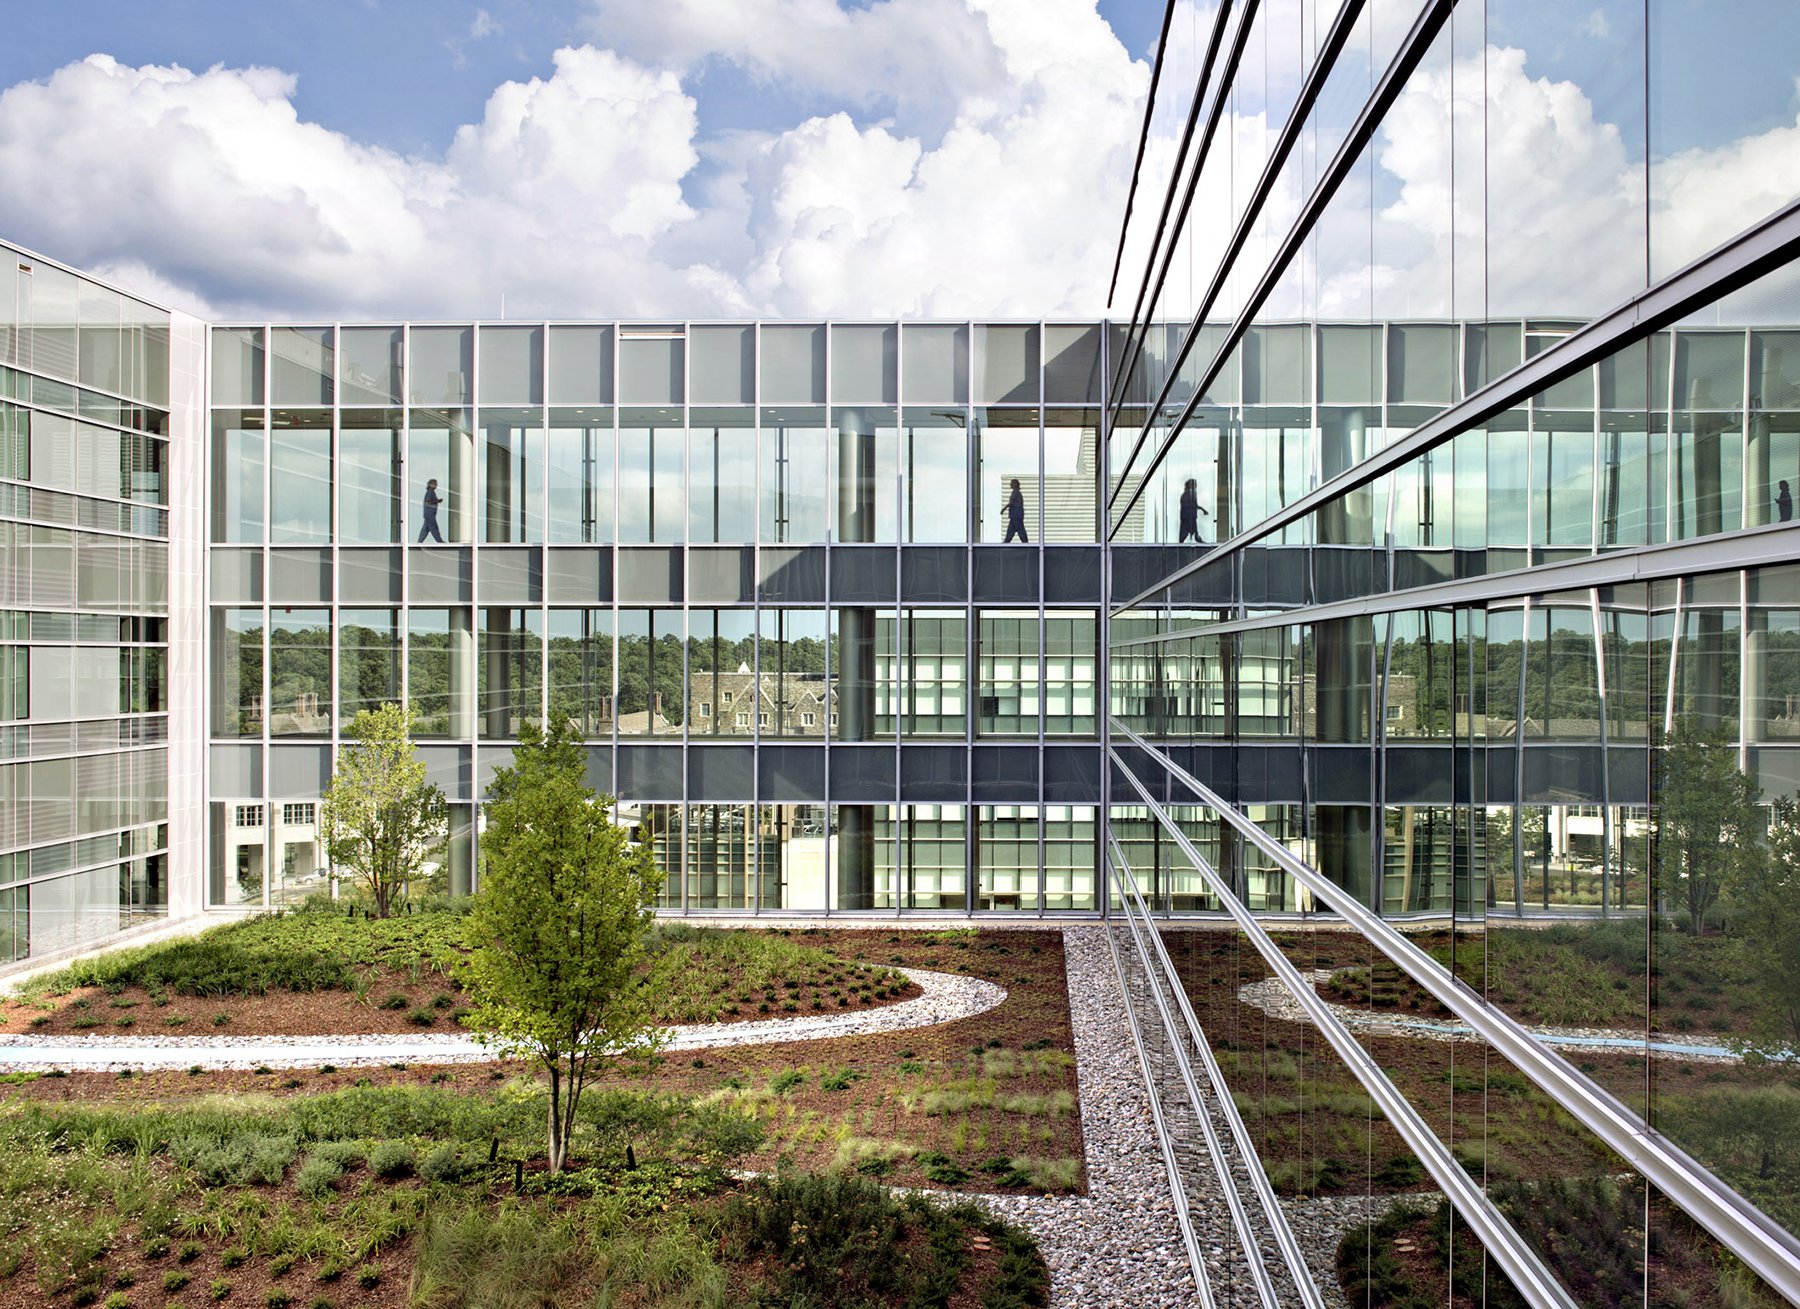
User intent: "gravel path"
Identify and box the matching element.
[1238,972,1757,1063]
[976,926,1199,1309]
[0,966,1003,1072]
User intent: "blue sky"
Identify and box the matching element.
[0,1,1167,157]
[0,1,1792,322]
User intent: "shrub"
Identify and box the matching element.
[916,1152,969,1185]
[419,1144,467,1184]
[367,1142,416,1179]
[354,1267,380,1291]
[163,1272,191,1294]
[768,1069,805,1095]
[170,1132,298,1186]
[210,1279,233,1302]
[379,994,408,1011]
[294,1154,344,1199]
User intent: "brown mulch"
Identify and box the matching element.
[2,929,1084,1199]
[0,955,921,1039]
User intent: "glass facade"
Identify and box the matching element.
[1106,2,1800,1305]
[203,321,1106,913]
[0,239,174,962]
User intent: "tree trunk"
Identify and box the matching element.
[547,1065,565,1172]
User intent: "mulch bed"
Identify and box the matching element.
[0,950,920,1039]
[1,929,1083,1199]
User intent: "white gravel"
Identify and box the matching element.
[0,965,1003,1072]
[975,926,1199,1309]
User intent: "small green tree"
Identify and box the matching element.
[464,719,664,1171]
[1739,798,1800,1049]
[1652,719,1761,935]
[320,702,446,918]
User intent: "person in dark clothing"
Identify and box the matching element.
[1779,480,1794,523]
[1178,477,1210,543]
[1004,478,1029,543]
[418,478,445,543]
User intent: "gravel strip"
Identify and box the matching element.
[975,926,1198,1309]
[0,966,1002,1072]
[1238,973,1748,1063]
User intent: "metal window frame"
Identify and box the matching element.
[1110,719,1800,1301]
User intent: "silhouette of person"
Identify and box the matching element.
[1178,477,1210,544]
[418,478,445,543]
[1779,480,1794,524]
[1004,478,1029,543]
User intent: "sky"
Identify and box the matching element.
[0,1,1795,325]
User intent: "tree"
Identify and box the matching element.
[1738,798,1800,1049]
[320,702,446,918]
[1652,719,1761,935]
[463,719,665,1171]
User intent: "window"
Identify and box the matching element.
[281,802,315,825]
[802,711,815,727]
[699,702,712,718]
[758,712,769,728]
[235,804,263,828]
[723,690,734,705]
[735,712,749,728]
[1385,704,1403,721]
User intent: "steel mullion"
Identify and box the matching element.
[1113,721,1800,1301]
[1115,196,1800,610]
[1108,749,1582,1309]
[1111,837,1326,1309]
[1107,0,1377,516]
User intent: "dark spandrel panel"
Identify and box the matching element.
[480,547,541,604]
[1521,746,1606,804]
[477,326,543,405]
[687,745,755,801]
[547,326,614,405]
[545,548,612,604]
[617,547,683,604]
[617,744,683,799]
[759,745,824,801]
[1309,545,1383,606]
[758,546,825,602]
[1484,746,1517,804]
[417,745,469,801]
[971,746,1037,802]
[831,546,897,602]
[475,748,510,802]
[831,324,897,404]
[1382,746,1455,805]
[410,545,472,603]
[1042,745,1100,802]
[1043,547,1101,604]
[268,745,329,795]
[761,325,826,404]
[210,548,263,603]
[209,745,261,797]
[618,335,683,405]
[339,548,401,604]
[269,548,331,603]
[831,745,896,801]
[688,325,755,404]
[1044,325,1102,404]
[1309,746,1375,805]
[975,325,1039,405]
[1392,548,1454,592]
[1110,545,1187,603]
[972,547,1038,603]
[902,324,969,404]
[900,745,966,800]
[689,547,754,604]
[1225,744,1302,805]
[900,547,966,603]
[1751,746,1800,798]
[584,748,613,798]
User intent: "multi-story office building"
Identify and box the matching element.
[0,244,204,962]
[5,0,1800,1302]
[1102,1,1800,1306]
[200,319,1108,918]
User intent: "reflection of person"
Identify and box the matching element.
[1178,477,1210,544]
[418,478,444,543]
[1780,480,1794,523]
[1004,478,1029,543]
